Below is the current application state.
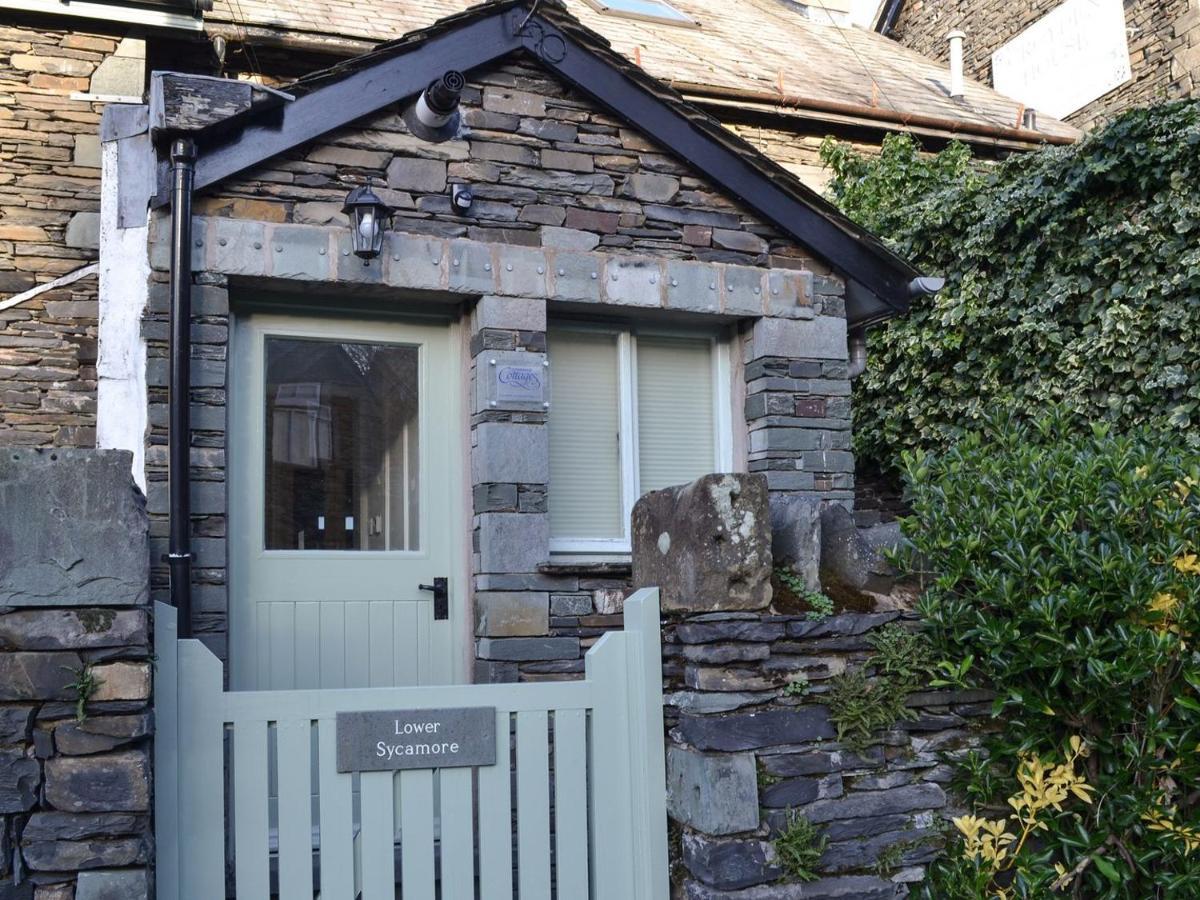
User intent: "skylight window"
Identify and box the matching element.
[582,0,696,26]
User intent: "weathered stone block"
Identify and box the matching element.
[476,637,579,661]
[474,295,546,333]
[818,505,894,594]
[603,257,664,307]
[666,746,759,835]
[684,666,778,692]
[54,715,150,755]
[745,316,848,362]
[0,450,148,606]
[76,869,149,900]
[384,232,446,291]
[665,260,721,313]
[267,225,332,281]
[540,226,599,251]
[624,172,680,203]
[547,251,603,302]
[472,424,547,487]
[684,874,898,899]
[722,265,767,316]
[0,652,82,701]
[474,592,548,637]
[664,691,774,714]
[386,156,447,193]
[676,707,834,751]
[683,834,780,890]
[0,610,147,651]
[632,474,772,613]
[206,218,268,276]
[447,238,495,294]
[477,513,549,573]
[0,749,40,812]
[800,782,946,824]
[22,838,146,872]
[770,495,821,593]
[550,593,592,616]
[495,245,549,297]
[44,751,150,813]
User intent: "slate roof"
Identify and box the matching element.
[206,0,1080,145]
[185,0,933,323]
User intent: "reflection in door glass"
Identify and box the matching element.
[264,337,419,551]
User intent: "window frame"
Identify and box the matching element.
[547,320,733,559]
[579,0,699,27]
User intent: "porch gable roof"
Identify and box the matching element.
[165,0,933,325]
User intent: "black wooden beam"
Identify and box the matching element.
[167,9,523,199]
[526,14,916,308]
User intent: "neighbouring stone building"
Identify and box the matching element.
[888,0,1200,128]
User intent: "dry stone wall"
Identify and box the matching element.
[0,449,152,900]
[892,0,1200,129]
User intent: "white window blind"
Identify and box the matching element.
[547,330,624,540]
[636,336,715,493]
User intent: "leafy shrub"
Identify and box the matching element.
[905,412,1200,896]
[820,102,1200,475]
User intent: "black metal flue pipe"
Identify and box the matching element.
[168,137,196,639]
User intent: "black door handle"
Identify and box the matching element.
[418,577,449,620]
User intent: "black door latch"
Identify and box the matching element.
[418,577,449,620]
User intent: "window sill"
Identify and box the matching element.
[539,559,633,578]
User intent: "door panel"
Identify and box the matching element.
[230,314,461,691]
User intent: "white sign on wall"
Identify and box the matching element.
[991,0,1132,119]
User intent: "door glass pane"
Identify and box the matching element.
[264,337,419,551]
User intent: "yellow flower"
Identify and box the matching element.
[1150,592,1180,616]
[1135,465,1150,479]
[1174,553,1200,576]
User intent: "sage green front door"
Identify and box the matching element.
[229,313,462,691]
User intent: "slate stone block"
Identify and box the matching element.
[474,592,549,637]
[0,652,82,701]
[684,874,898,899]
[675,621,784,644]
[475,637,579,661]
[683,834,780,890]
[666,746,759,835]
[476,512,548,573]
[0,749,40,813]
[664,691,774,714]
[267,225,331,280]
[745,316,848,362]
[54,715,150,756]
[665,260,721,314]
[676,707,834,751]
[549,593,592,616]
[0,610,147,651]
[447,239,495,294]
[760,776,820,808]
[76,869,149,900]
[0,450,148,606]
[22,838,146,872]
[722,265,766,316]
[603,256,663,307]
[385,232,446,291]
[44,751,150,813]
[798,782,946,824]
[472,422,548,486]
[770,494,821,593]
[547,251,603,303]
[21,812,145,842]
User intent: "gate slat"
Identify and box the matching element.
[277,718,315,899]
[399,769,435,898]
[477,712,513,900]
[233,720,270,899]
[360,771,396,900]
[517,710,552,900]
[438,767,475,900]
[586,635,636,900]
[317,717,355,900]
[553,708,589,899]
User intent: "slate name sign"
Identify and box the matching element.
[495,364,544,403]
[336,707,496,773]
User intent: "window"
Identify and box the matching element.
[580,0,696,26]
[547,324,732,555]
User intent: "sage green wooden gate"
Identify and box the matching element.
[154,588,669,900]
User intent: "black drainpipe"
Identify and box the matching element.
[877,0,904,35]
[168,137,196,639]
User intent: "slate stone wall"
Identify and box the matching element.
[891,0,1200,130]
[0,449,153,900]
[663,611,990,899]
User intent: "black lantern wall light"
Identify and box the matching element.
[341,184,394,261]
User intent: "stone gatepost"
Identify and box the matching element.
[635,472,986,899]
[0,449,153,900]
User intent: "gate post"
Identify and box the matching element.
[623,588,670,899]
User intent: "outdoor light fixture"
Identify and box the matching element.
[451,183,474,214]
[341,185,394,260]
[403,70,467,143]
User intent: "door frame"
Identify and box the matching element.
[226,308,470,689]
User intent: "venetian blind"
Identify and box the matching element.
[547,330,624,540]
[636,336,716,493]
